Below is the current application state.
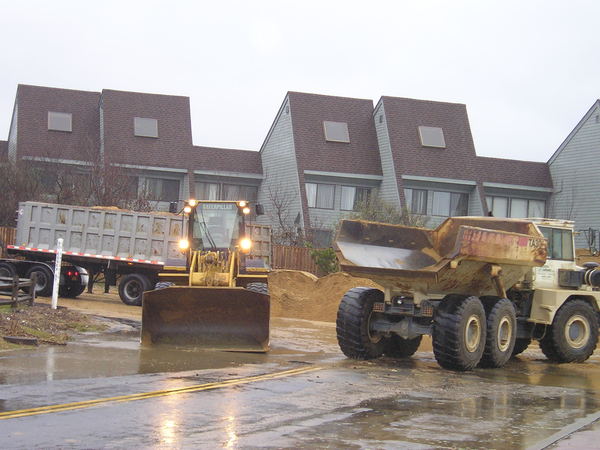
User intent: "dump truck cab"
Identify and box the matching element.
[141,199,270,352]
[334,216,600,371]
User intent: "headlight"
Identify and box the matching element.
[179,239,190,250]
[239,238,252,252]
[183,205,192,214]
[238,201,247,208]
[242,207,251,215]
[188,199,197,207]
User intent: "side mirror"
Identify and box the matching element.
[255,204,265,216]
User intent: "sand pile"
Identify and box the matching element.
[268,270,383,322]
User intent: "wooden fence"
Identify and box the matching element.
[0,227,16,258]
[272,245,320,275]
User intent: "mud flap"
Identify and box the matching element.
[141,287,270,352]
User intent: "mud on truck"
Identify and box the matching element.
[335,217,600,371]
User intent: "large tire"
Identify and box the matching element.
[433,295,486,371]
[246,282,269,295]
[26,264,54,297]
[336,287,386,360]
[512,338,531,357]
[154,281,175,290]
[479,298,516,368]
[385,334,422,358]
[539,299,599,363]
[119,273,152,306]
[60,283,86,298]
[0,262,16,279]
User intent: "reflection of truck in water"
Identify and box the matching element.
[335,217,600,371]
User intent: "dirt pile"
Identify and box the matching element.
[268,270,383,322]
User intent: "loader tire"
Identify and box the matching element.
[246,282,269,295]
[119,273,152,306]
[539,300,598,363]
[479,298,516,368]
[336,287,386,360]
[511,338,531,357]
[433,295,486,371]
[154,281,175,290]
[26,264,54,297]
[384,334,422,358]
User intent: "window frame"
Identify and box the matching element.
[539,226,574,261]
[134,117,159,138]
[486,195,546,218]
[144,177,180,202]
[404,188,427,215]
[418,126,446,148]
[323,121,350,143]
[305,182,335,210]
[48,111,72,132]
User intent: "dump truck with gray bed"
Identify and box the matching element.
[335,217,600,371]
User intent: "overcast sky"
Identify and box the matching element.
[1,0,599,162]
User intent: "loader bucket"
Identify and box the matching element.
[141,286,270,352]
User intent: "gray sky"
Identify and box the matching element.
[1,0,599,162]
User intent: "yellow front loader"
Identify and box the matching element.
[141,200,270,352]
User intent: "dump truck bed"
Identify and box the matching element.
[336,217,547,297]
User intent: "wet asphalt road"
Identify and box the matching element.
[2,295,600,448]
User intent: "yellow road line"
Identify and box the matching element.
[0,366,321,420]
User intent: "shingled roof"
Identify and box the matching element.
[16,84,101,162]
[0,140,7,161]
[288,92,382,176]
[191,146,262,175]
[476,156,552,188]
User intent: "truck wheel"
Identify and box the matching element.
[60,283,86,298]
[246,282,269,295]
[512,338,531,357]
[539,299,599,363]
[0,262,16,279]
[336,287,386,360]
[384,334,422,358]
[154,281,175,290]
[26,265,54,297]
[433,295,486,371]
[479,298,516,368]
[119,273,152,306]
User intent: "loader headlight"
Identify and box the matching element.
[239,237,252,252]
[188,199,197,207]
[179,239,190,250]
[183,206,192,214]
[242,207,251,215]
[238,201,248,208]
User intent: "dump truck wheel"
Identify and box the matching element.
[433,295,486,371]
[336,287,386,360]
[0,262,16,279]
[154,281,175,290]
[60,283,86,298]
[26,265,54,297]
[479,298,516,368]
[384,334,422,358]
[246,282,269,295]
[511,338,531,357]
[539,299,599,363]
[119,273,152,306]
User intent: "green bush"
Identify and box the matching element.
[308,246,339,275]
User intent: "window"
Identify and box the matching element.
[196,182,220,200]
[431,191,468,216]
[134,117,158,138]
[340,186,371,211]
[222,184,258,202]
[306,183,335,209]
[323,121,350,143]
[486,196,546,218]
[48,112,72,132]
[404,188,427,215]
[418,126,445,148]
[145,178,180,202]
[539,227,574,261]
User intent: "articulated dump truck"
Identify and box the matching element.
[335,217,600,371]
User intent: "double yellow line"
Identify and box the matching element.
[0,365,321,420]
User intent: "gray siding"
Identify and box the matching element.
[257,97,304,232]
[469,184,484,216]
[549,103,600,247]
[7,102,18,161]
[374,102,401,207]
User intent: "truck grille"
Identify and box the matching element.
[372,302,385,312]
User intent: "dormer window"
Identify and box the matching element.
[418,126,445,148]
[134,117,158,138]
[323,121,350,143]
[48,112,72,132]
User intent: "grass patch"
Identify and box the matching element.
[20,326,68,345]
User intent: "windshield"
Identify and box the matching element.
[192,203,240,250]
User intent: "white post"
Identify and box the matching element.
[51,238,63,310]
